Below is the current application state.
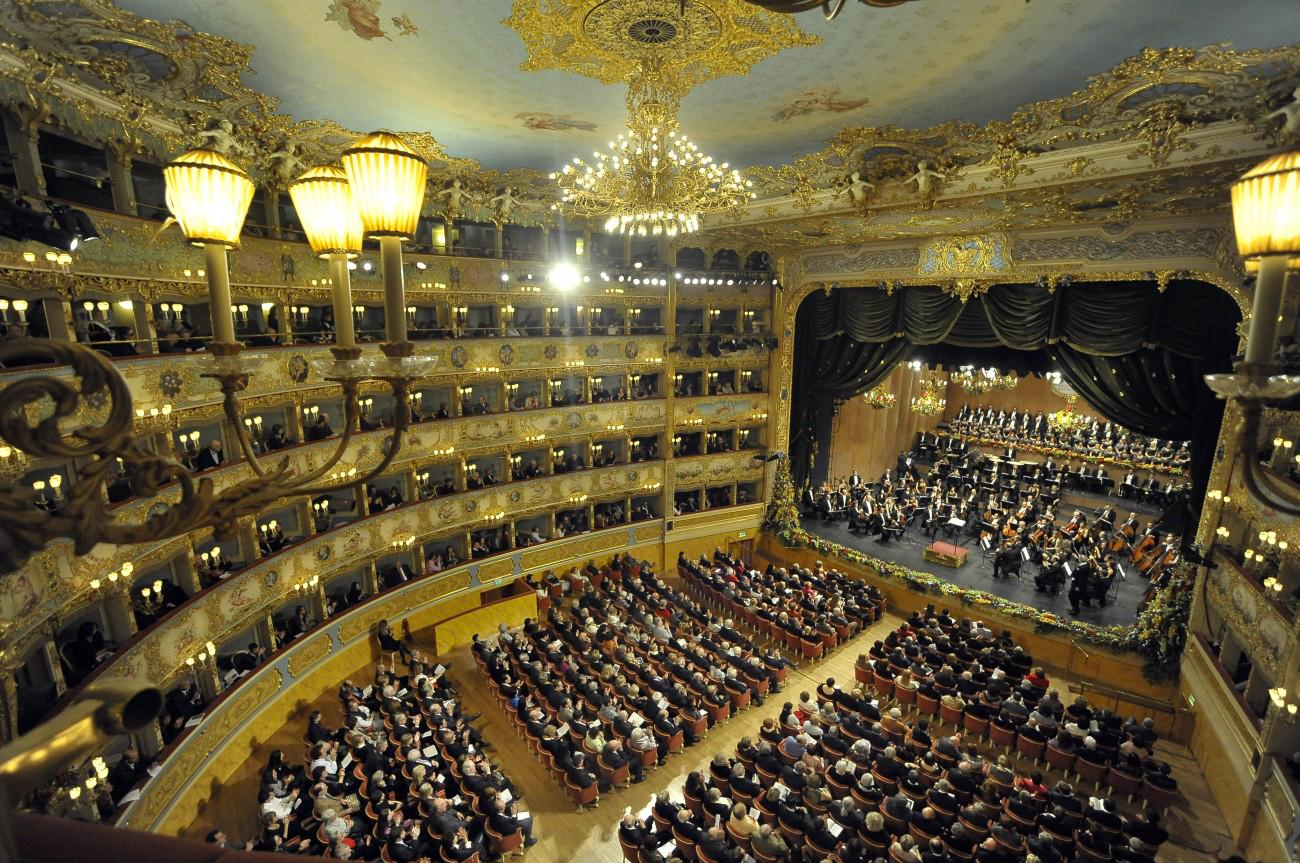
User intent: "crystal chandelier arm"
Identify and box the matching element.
[292,380,413,499]
[218,378,275,478]
[275,380,370,491]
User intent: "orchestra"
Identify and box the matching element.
[802,441,1186,617]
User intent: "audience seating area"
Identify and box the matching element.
[474,554,793,811]
[616,611,1176,863]
[237,651,534,862]
[677,553,887,662]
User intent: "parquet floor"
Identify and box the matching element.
[183,606,1237,863]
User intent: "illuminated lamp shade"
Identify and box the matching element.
[340,131,428,240]
[288,166,364,259]
[163,149,255,248]
[1231,151,1300,259]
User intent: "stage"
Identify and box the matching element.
[800,510,1155,628]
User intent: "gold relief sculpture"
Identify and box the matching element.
[476,559,515,582]
[504,0,818,95]
[917,233,1011,278]
[285,635,334,678]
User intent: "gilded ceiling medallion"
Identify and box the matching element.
[504,0,819,92]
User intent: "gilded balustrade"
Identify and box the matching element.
[38,461,669,705]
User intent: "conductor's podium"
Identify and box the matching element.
[924,541,969,568]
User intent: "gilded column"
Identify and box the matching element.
[102,586,138,644]
[175,546,202,597]
[2,110,45,196]
[105,140,139,216]
[41,297,73,342]
[0,663,20,743]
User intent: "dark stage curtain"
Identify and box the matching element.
[789,280,1239,533]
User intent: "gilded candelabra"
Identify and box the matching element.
[1205,152,1300,515]
[0,131,435,576]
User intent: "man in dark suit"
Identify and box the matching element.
[488,796,536,846]
[194,439,224,471]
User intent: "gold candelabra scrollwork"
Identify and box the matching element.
[1205,152,1300,515]
[0,131,436,576]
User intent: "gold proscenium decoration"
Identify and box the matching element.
[510,0,817,236]
[0,132,435,577]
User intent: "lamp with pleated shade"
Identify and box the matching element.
[341,132,427,344]
[163,148,255,347]
[289,165,365,349]
[1232,152,1300,364]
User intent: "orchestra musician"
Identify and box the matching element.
[807,439,1181,619]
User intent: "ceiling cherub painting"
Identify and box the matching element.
[325,0,388,41]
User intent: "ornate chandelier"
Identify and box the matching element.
[551,64,753,237]
[990,371,1019,391]
[862,384,897,410]
[955,366,995,395]
[910,374,947,416]
[0,131,434,575]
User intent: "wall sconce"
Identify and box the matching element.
[303,405,320,422]
[292,574,320,595]
[353,304,364,321]
[390,536,415,551]
[0,444,29,479]
[326,466,359,483]
[242,415,264,436]
[1268,687,1299,720]
[406,305,417,324]
[175,430,201,456]
[360,398,374,415]
[11,299,27,323]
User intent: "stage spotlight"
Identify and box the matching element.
[49,203,100,244]
[549,262,580,291]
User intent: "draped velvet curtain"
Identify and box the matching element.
[788,281,1240,532]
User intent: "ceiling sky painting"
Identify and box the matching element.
[116,0,1299,171]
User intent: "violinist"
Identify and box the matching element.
[1061,510,1085,537]
[1096,506,1116,533]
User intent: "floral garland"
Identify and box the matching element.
[762,472,1192,680]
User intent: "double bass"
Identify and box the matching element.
[1130,525,1158,565]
